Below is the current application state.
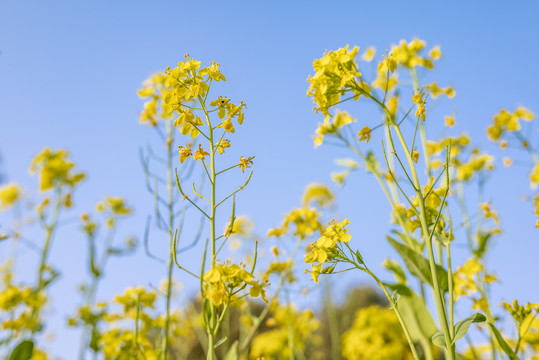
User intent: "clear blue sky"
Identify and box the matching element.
[1,1,538,357]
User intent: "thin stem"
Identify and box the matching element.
[198,92,218,360]
[162,119,175,360]
[31,186,62,336]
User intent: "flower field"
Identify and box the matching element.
[1,2,538,359]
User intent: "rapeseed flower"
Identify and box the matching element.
[0,183,21,210]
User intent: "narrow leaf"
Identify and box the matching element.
[223,340,239,360]
[387,236,448,293]
[488,323,520,360]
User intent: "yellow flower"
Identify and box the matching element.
[530,164,539,189]
[0,183,21,210]
[203,261,267,306]
[178,54,201,72]
[313,111,356,147]
[249,281,268,303]
[304,243,328,264]
[487,107,535,142]
[391,38,435,69]
[357,126,372,143]
[412,150,419,163]
[306,264,322,284]
[267,226,287,237]
[216,139,231,154]
[425,82,455,99]
[199,61,226,81]
[502,157,512,167]
[378,53,398,73]
[331,170,350,187]
[283,208,323,239]
[342,306,413,360]
[177,145,192,163]
[429,45,442,59]
[174,109,203,138]
[302,183,334,208]
[239,156,254,173]
[361,46,376,62]
[456,153,494,182]
[304,218,351,277]
[307,45,361,115]
[29,147,86,192]
[96,197,132,216]
[413,92,426,118]
[194,144,209,161]
[445,114,455,127]
[479,202,499,223]
[453,258,496,299]
[217,118,235,133]
[210,96,230,119]
[318,218,352,246]
[250,305,320,359]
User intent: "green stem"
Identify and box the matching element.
[31,186,62,336]
[392,123,454,359]
[162,120,175,360]
[199,94,218,360]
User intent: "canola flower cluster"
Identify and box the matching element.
[250,304,321,360]
[341,305,413,360]
[304,219,352,283]
[203,261,268,306]
[29,147,86,193]
[0,183,21,210]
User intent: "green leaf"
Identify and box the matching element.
[391,230,421,253]
[213,336,228,349]
[453,313,486,344]
[9,340,34,360]
[385,284,437,343]
[223,340,238,360]
[383,258,407,285]
[431,331,446,348]
[387,236,448,293]
[488,323,520,360]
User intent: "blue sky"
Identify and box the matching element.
[1,0,538,357]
